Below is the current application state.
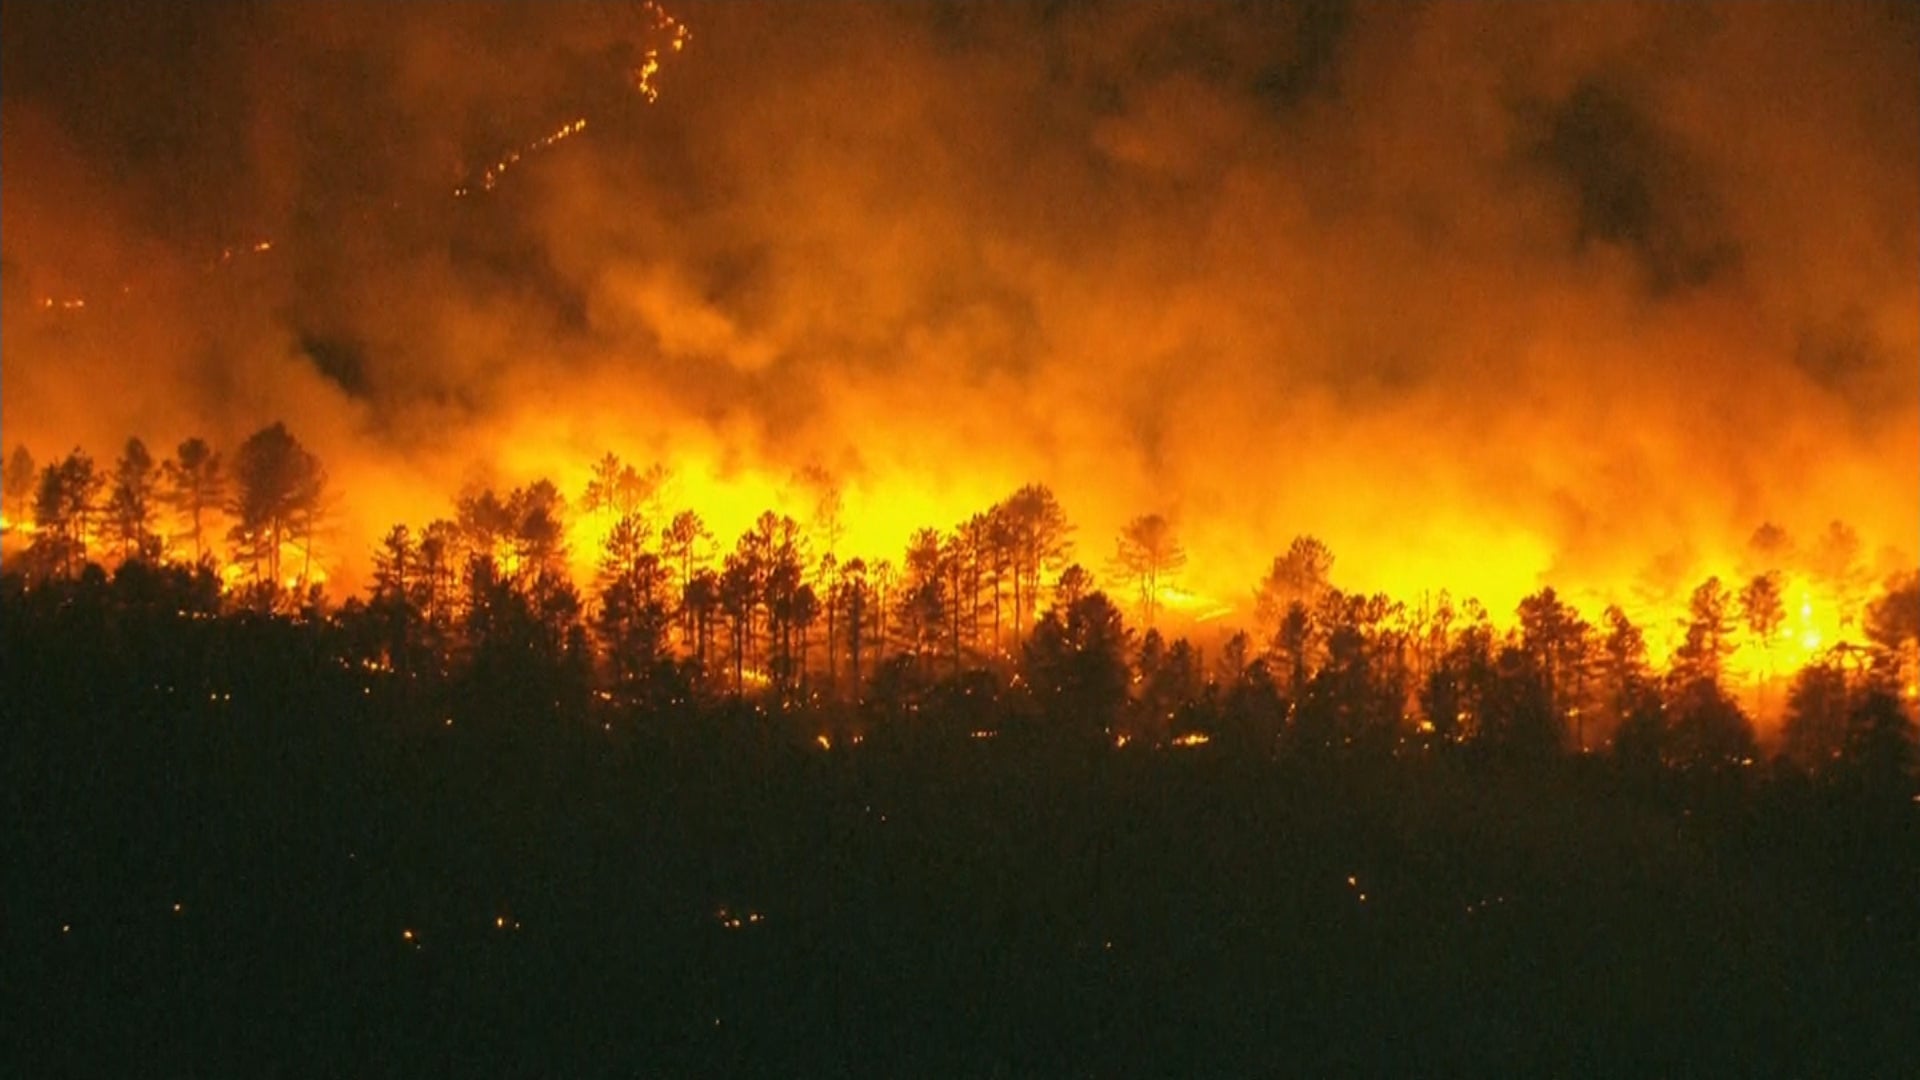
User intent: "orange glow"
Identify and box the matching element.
[457,118,588,198]
[1155,584,1233,624]
[632,1,692,102]
[1,2,1913,661]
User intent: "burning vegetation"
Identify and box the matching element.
[3,4,1918,1072]
[3,425,1915,765]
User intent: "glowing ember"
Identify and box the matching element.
[455,117,589,198]
[632,1,692,102]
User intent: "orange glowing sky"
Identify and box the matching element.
[2,2,1916,641]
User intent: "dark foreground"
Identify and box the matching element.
[5,630,1916,1078]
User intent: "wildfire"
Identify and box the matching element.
[455,118,589,198]
[4,2,1912,705]
[450,3,689,196]
[1155,584,1232,624]
[213,544,330,595]
[632,1,692,103]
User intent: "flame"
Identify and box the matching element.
[632,1,692,103]
[456,118,589,198]
[1154,584,1233,624]
[2,2,1912,658]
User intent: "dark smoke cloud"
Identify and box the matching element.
[3,1,1915,617]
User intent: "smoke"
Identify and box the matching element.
[3,1,1915,623]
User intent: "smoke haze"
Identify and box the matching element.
[4,1,1916,623]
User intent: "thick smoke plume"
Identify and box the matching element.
[4,2,1915,626]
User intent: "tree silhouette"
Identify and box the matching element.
[759,514,809,692]
[1420,600,1495,742]
[834,557,872,694]
[1594,605,1653,749]
[981,509,1014,656]
[458,549,588,722]
[1474,646,1563,761]
[720,548,760,693]
[683,567,721,674]
[895,527,949,679]
[107,438,160,563]
[596,513,671,692]
[955,513,993,662]
[162,437,223,565]
[368,523,430,674]
[18,416,1920,810]
[1738,571,1786,715]
[1113,513,1187,629]
[1665,676,1756,770]
[228,422,326,590]
[1022,580,1132,739]
[456,486,513,569]
[583,451,624,525]
[1215,631,1284,755]
[1000,485,1073,647]
[789,582,821,695]
[417,519,459,634]
[1610,686,1669,774]
[818,553,840,692]
[1159,636,1206,730]
[1408,590,1456,710]
[1672,577,1737,688]
[1782,661,1849,771]
[1127,629,1186,744]
[31,450,103,577]
[1271,602,1318,703]
[371,522,417,603]
[1289,590,1407,755]
[790,467,848,690]
[871,558,896,670]
[1255,535,1335,629]
[507,480,569,583]
[3,444,34,529]
[792,464,844,560]
[583,453,667,525]
[941,527,974,675]
[1053,563,1094,613]
[1517,587,1591,748]
[1863,572,1919,697]
[1255,536,1337,699]
[661,509,711,650]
